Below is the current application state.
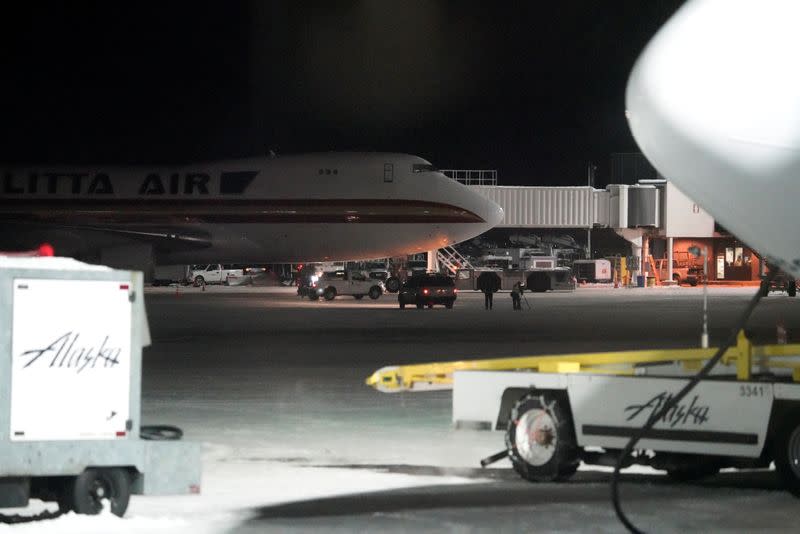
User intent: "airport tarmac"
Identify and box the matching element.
[9,286,800,533]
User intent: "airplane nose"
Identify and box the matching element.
[438,173,504,246]
[486,198,504,228]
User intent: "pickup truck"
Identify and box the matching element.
[189,264,243,286]
[316,270,384,300]
[654,258,699,286]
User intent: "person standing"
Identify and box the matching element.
[477,271,501,310]
[511,281,522,310]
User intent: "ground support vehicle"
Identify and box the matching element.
[651,252,702,286]
[398,274,457,309]
[315,270,384,301]
[525,267,576,292]
[151,264,189,286]
[763,270,797,297]
[0,257,201,519]
[366,333,800,492]
[572,259,612,284]
[455,269,514,291]
[455,268,575,292]
[653,259,697,286]
[405,259,428,278]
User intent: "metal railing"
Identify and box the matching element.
[441,169,498,186]
[437,246,474,275]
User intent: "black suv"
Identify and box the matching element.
[398,274,457,309]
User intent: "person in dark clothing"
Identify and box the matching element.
[511,281,522,310]
[477,271,501,310]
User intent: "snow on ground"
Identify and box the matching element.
[4,287,800,532]
[3,434,489,534]
[3,470,481,534]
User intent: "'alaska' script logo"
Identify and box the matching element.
[624,391,710,427]
[19,332,122,373]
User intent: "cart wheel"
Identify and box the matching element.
[774,417,800,496]
[67,468,131,517]
[368,286,382,300]
[505,392,578,482]
[323,287,336,301]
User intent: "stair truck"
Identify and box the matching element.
[0,256,201,519]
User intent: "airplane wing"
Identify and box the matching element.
[0,221,212,258]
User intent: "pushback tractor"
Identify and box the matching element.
[0,256,201,520]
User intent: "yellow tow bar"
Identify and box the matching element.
[365,330,800,393]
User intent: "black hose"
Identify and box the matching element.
[0,509,63,525]
[140,424,184,441]
[611,271,776,533]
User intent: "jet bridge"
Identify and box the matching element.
[451,176,714,278]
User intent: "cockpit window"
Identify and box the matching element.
[412,163,437,173]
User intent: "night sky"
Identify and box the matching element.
[0,1,684,187]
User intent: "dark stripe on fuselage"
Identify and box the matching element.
[0,198,485,224]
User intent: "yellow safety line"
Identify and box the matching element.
[365,332,800,392]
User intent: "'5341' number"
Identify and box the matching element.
[739,384,766,397]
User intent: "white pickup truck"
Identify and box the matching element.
[316,270,384,301]
[189,264,242,286]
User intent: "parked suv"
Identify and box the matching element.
[398,274,457,309]
[315,270,384,300]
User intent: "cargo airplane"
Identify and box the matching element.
[0,153,504,272]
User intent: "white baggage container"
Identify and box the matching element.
[0,256,201,518]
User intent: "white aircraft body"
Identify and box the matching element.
[627,0,800,276]
[0,153,503,269]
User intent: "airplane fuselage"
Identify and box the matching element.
[0,153,503,266]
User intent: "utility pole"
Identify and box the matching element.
[689,245,709,348]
